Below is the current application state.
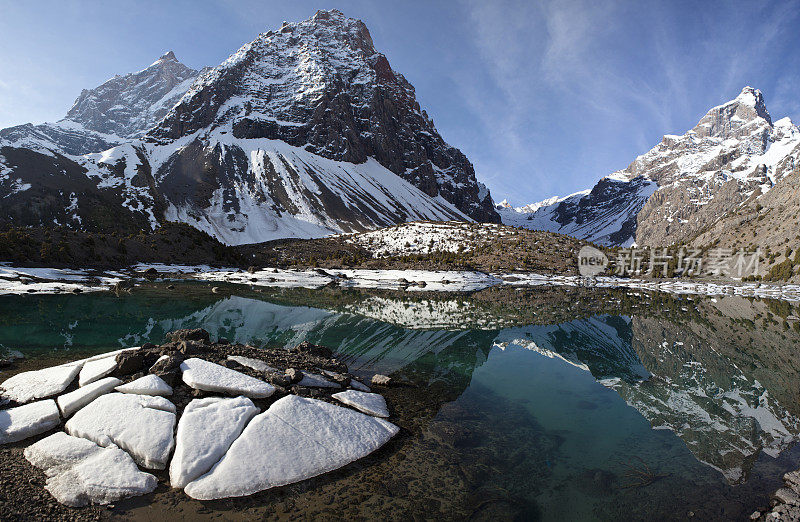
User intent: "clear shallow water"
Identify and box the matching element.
[2,283,800,520]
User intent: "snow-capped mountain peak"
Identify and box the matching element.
[152,9,498,224]
[1,11,495,243]
[500,86,800,247]
[64,51,199,138]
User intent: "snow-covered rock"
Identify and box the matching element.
[115,374,173,396]
[184,395,399,500]
[169,397,259,488]
[226,355,276,373]
[25,432,157,507]
[298,371,341,389]
[0,399,61,444]
[57,376,122,418]
[180,358,275,398]
[332,390,390,418]
[24,431,102,474]
[65,393,176,469]
[0,363,81,403]
[78,357,117,387]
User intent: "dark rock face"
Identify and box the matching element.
[289,341,333,359]
[0,145,151,232]
[152,10,498,223]
[166,328,211,343]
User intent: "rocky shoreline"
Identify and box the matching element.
[755,471,800,521]
[0,329,398,518]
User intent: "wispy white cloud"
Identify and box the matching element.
[458,0,800,204]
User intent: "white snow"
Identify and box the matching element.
[158,136,469,246]
[115,374,173,396]
[184,395,399,500]
[226,355,276,373]
[57,376,122,418]
[25,432,157,507]
[332,390,389,418]
[65,393,176,469]
[0,264,124,296]
[0,400,61,444]
[78,357,118,386]
[298,371,341,388]
[180,358,276,398]
[1,362,82,403]
[169,396,259,489]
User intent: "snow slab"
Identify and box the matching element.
[78,357,118,387]
[332,390,390,418]
[57,376,122,418]
[25,432,156,507]
[349,379,371,392]
[65,393,176,469]
[115,374,173,396]
[227,355,276,373]
[0,399,61,444]
[180,358,275,398]
[184,395,399,500]
[1,363,82,403]
[298,371,341,389]
[169,396,259,488]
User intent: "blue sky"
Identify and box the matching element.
[1,0,798,205]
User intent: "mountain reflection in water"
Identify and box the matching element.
[2,285,799,519]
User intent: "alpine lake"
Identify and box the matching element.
[2,280,800,521]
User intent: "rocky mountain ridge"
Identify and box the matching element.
[0,10,496,245]
[501,87,800,248]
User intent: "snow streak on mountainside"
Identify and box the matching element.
[1,10,495,243]
[502,87,800,247]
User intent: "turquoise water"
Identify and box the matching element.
[2,284,799,520]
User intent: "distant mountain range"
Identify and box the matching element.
[499,87,800,248]
[3,10,797,259]
[0,10,498,245]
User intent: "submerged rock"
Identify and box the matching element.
[0,399,61,444]
[65,393,176,469]
[24,432,157,507]
[371,374,392,386]
[169,397,259,488]
[332,390,390,418]
[184,395,399,500]
[297,371,341,389]
[181,358,275,398]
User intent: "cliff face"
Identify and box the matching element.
[151,10,498,223]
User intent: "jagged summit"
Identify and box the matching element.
[63,52,199,138]
[499,86,800,246]
[157,50,178,62]
[152,10,498,223]
[693,86,772,140]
